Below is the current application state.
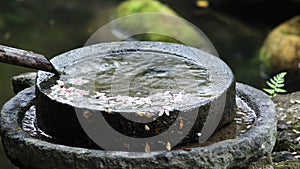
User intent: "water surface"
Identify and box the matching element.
[41,52,210,113]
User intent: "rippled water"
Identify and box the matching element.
[40,52,210,112]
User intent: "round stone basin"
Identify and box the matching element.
[0,83,276,169]
[35,42,236,151]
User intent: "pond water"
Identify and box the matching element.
[0,0,299,167]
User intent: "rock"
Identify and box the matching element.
[246,156,274,169]
[272,92,300,168]
[113,0,177,17]
[35,42,236,150]
[111,0,213,52]
[0,83,277,169]
[259,16,300,74]
[11,72,36,94]
[259,15,300,72]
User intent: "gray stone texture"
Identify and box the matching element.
[35,42,236,148]
[272,92,300,168]
[0,83,277,169]
[11,72,36,94]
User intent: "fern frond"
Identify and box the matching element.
[270,78,277,85]
[263,88,275,95]
[266,81,276,89]
[275,72,287,80]
[263,72,287,97]
[275,83,284,88]
[274,88,287,93]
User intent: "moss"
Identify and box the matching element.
[245,156,273,169]
[258,15,300,74]
[274,160,300,169]
[112,0,207,50]
[293,119,300,130]
[281,16,300,36]
[131,33,182,44]
[113,0,177,18]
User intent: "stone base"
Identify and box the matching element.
[0,83,277,169]
[11,72,36,94]
[272,92,300,168]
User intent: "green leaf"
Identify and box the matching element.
[263,72,287,97]
[280,72,287,76]
[266,81,276,89]
[270,78,277,85]
[275,88,287,93]
[276,79,284,84]
[263,88,275,95]
[275,83,284,88]
[278,72,287,79]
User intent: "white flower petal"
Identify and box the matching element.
[135,100,145,105]
[159,110,164,116]
[163,91,170,96]
[165,110,170,116]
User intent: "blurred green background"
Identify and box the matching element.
[0,0,299,168]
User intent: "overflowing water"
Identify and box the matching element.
[22,95,256,148]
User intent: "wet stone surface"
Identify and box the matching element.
[35,42,236,150]
[11,72,36,94]
[9,73,300,169]
[21,94,257,150]
[0,83,277,169]
[272,92,300,168]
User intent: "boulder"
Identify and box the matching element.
[111,0,213,52]
[259,16,300,74]
[259,16,300,91]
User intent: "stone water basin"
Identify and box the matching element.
[0,83,276,169]
[0,42,277,168]
[35,42,236,151]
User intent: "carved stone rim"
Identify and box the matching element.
[0,83,276,169]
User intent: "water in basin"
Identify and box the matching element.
[40,52,211,115]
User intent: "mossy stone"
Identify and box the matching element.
[272,92,300,168]
[112,0,208,50]
[113,0,177,16]
[258,16,300,74]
